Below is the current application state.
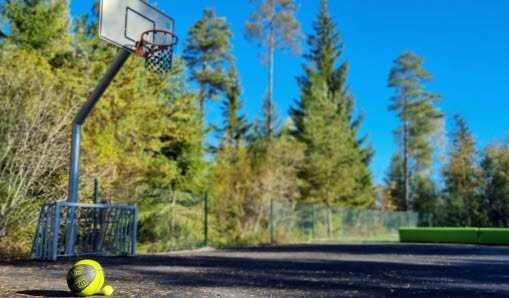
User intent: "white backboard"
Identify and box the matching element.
[99,0,174,52]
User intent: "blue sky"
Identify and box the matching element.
[69,0,509,184]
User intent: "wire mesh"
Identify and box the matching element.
[138,30,177,75]
[271,201,431,243]
[31,202,137,260]
[136,190,206,252]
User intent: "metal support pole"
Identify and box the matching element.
[68,49,131,202]
[68,123,82,203]
[204,192,208,247]
[65,49,131,256]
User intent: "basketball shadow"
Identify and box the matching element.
[17,290,74,297]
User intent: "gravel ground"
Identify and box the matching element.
[1,243,509,297]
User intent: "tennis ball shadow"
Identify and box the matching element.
[17,290,74,297]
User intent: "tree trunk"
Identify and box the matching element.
[267,24,274,142]
[200,58,207,118]
[403,110,410,211]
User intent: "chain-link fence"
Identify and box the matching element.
[270,201,432,243]
[135,190,206,253]
[133,190,431,251]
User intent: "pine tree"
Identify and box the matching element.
[290,0,373,207]
[183,8,233,118]
[443,114,479,226]
[245,0,301,141]
[388,51,444,211]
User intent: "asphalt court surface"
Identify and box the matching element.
[2,243,509,297]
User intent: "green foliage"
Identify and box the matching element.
[153,59,205,192]
[1,0,71,57]
[209,65,254,245]
[244,0,302,52]
[480,139,509,227]
[384,153,406,210]
[217,65,251,148]
[254,92,282,142]
[209,144,252,245]
[0,1,75,253]
[411,174,438,226]
[0,50,71,241]
[0,236,31,261]
[137,191,205,252]
[183,8,233,116]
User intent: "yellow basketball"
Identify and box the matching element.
[66,259,105,296]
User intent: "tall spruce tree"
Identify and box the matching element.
[443,114,479,226]
[290,0,373,207]
[183,8,233,117]
[388,51,444,211]
[245,0,301,141]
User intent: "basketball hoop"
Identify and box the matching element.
[135,29,178,75]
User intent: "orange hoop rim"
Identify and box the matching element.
[135,29,178,56]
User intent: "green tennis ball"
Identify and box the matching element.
[66,259,104,297]
[103,285,114,296]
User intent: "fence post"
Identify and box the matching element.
[341,207,345,237]
[367,210,372,237]
[204,192,208,247]
[93,178,99,204]
[270,199,274,244]
[311,204,316,240]
[93,179,99,252]
[326,206,332,239]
